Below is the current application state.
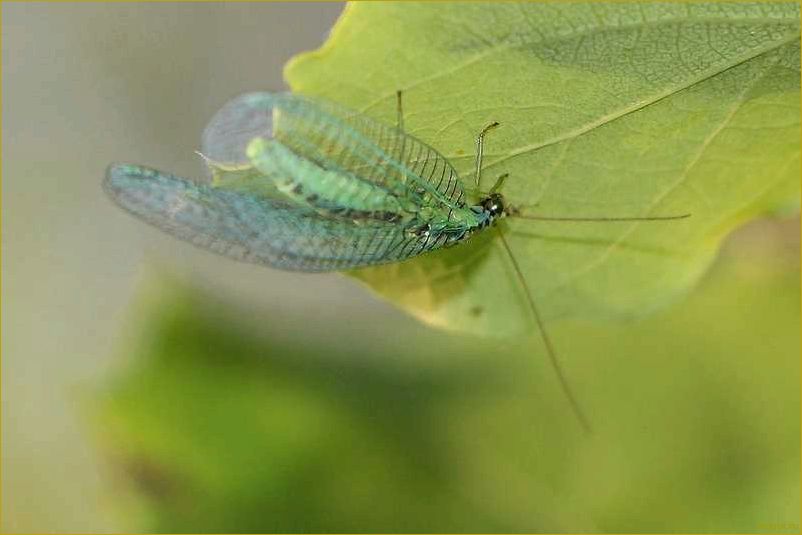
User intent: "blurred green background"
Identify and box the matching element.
[2,3,799,533]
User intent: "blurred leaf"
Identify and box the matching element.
[286,2,801,336]
[93,287,517,532]
[93,219,799,532]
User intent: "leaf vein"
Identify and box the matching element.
[554,47,790,288]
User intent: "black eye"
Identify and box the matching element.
[479,194,505,217]
[490,195,504,215]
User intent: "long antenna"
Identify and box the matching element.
[511,213,691,222]
[496,228,593,434]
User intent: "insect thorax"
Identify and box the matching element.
[438,193,505,243]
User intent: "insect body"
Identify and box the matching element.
[106,93,499,272]
[106,91,689,433]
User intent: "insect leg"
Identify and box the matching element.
[396,90,404,131]
[474,121,500,189]
[395,90,408,180]
[488,172,509,195]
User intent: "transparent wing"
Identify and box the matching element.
[104,164,442,272]
[201,92,466,209]
[200,94,274,175]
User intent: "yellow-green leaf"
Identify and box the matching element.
[285,2,800,336]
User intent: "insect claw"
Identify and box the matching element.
[478,121,500,139]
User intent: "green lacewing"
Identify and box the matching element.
[105,92,689,433]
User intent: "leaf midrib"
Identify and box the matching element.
[440,31,799,171]
[548,47,795,291]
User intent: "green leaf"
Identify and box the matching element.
[92,282,517,532]
[285,2,801,336]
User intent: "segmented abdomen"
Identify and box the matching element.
[247,137,409,223]
[202,93,467,212]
